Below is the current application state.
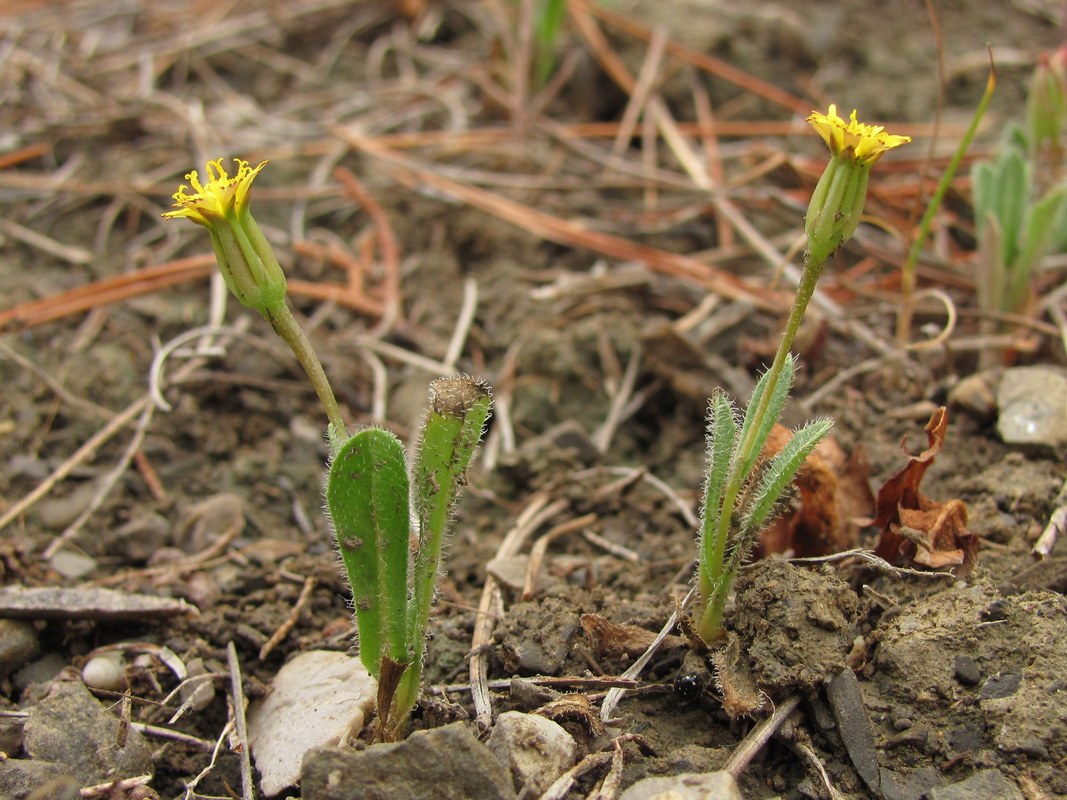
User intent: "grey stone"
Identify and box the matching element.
[618,771,743,800]
[926,769,1023,800]
[0,759,77,800]
[49,550,96,580]
[980,672,1021,700]
[827,669,879,791]
[23,680,153,785]
[949,370,998,423]
[12,653,67,694]
[486,711,577,796]
[35,481,100,530]
[105,511,171,560]
[953,655,981,686]
[301,722,517,800]
[996,367,1067,456]
[0,619,39,677]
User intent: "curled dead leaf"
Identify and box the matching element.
[868,407,978,575]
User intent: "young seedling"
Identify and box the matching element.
[164,159,492,740]
[972,51,1067,340]
[328,377,491,739]
[695,107,910,646]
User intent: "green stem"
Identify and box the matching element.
[266,302,349,446]
[697,249,826,643]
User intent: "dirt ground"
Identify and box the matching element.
[1,1,1065,799]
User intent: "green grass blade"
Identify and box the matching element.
[534,0,567,86]
[326,427,412,677]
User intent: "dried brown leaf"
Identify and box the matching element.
[758,427,872,558]
[869,408,978,574]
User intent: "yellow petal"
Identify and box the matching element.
[806,105,910,166]
[163,158,268,224]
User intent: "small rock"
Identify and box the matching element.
[302,722,517,800]
[0,619,39,677]
[948,371,998,424]
[497,597,582,676]
[35,481,100,530]
[49,549,96,580]
[826,669,880,793]
[980,672,1021,700]
[486,556,530,592]
[927,769,1023,800]
[247,651,376,797]
[618,771,743,800]
[0,760,77,800]
[81,652,127,692]
[180,657,215,712]
[105,511,171,561]
[486,711,577,796]
[953,655,981,686]
[13,653,67,694]
[996,367,1067,456]
[177,493,245,553]
[23,680,153,785]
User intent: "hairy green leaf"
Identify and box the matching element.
[326,427,411,677]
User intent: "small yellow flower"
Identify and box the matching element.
[164,158,287,318]
[807,104,911,166]
[164,158,267,225]
[804,106,911,265]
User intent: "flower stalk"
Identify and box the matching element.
[163,158,348,443]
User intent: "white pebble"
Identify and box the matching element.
[81,653,126,692]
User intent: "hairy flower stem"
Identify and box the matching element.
[266,302,348,446]
[697,248,826,643]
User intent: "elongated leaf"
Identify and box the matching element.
[701,391,739,544]
[409,377,492,645]
[972,161,996,235]
[1013,185,1067,308]
[699,391,739,594]
[994,148,1028,270]
[739,354,796,477]
[326,427,411,677]
[734,418,833,562]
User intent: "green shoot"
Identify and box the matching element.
[327,377,492,740]
[696,357,832,644]
[533,0,568,87]
[967,48,1067,365]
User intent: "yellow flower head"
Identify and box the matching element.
[163,157,286,317]
[164,158,267,225]
[807,104,911,166]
